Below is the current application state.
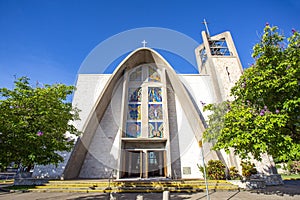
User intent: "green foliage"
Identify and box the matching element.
[287,160,300,174]
[281,174,300,180]
[5,185,36,191]
[204,25,300,161]
[203,102,229,142]
[0,77,80,170]
[229,166,241,180]
[287,160,293,173]
[206,160,226,180]
[275,164,282,169]
[197,163,205,177]
[241,161,257,179]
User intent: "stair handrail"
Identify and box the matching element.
[108,169,115,189]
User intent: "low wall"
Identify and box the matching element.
[228,174,283,189]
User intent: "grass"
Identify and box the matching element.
[0,179,14,183]
[281,174,300,180]
[4,185,36,191]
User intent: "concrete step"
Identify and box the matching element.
[29,179,239,193]
[36,183,113,188]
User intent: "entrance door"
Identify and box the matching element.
[147,151,166,177]
[123,150,142,178]
[121,150,166,178]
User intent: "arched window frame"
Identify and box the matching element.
[122,64,168,139]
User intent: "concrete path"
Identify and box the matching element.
[0,190,300,200]
[0,180,299,200]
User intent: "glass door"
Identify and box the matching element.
[122,150,142,178]
[121,149,166,178]
[147,150,166,178]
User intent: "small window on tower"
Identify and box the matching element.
[209,38,231,56]
[199,48,207,65]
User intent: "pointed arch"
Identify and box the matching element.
[64,48,206,179]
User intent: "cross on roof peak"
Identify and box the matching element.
[141,40,147,47]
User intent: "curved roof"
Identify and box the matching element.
[77,27,199,74]
[64,47,206,179]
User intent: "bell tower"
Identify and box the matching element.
[195,29,243,102]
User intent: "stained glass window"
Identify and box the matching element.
[126,122,141,138]
[148,104,163,120]
[148,122,163,138]
[148,67,161,82]
[124,65,166,139]
[128,104,141,120]
[148,87,162,102]
[128,87,142,102]
[129,67,142,81]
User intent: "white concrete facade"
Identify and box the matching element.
[69,72,216,179]
[33,30,277,180]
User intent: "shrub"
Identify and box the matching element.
[275,164,281,169]
[289,161,300,174]
[229,166,241,180]
[206,160,226,180]
[287,160,293,173]
[241,161,257,179]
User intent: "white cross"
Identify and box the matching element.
[141,40,147,47]
[202,19,210,37]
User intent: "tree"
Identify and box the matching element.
[204,25,300,161]
[0,77,80,171]
[203,101,229,143]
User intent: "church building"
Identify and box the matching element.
[33,30,276,180]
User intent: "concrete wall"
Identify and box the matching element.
[73,74,111,131]
[78,77,123,178]
[179,74,216,116]
[174,75,218,178]
[175,96,202,179]
[211,57,242,101]
[166,81,181,179]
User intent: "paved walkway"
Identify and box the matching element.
[0,180,299,200]
[0,191,300,200]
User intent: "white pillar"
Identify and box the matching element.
[163,191,170,200]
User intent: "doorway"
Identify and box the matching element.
[121,150,166,178]
[147,151,165,177]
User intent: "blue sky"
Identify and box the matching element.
[0,0,299,89]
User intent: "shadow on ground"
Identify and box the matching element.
[1,180,299,200]
[67,193,109,200]
[68,180,300,200]
[251,180,300,197]
[69,193,191,200]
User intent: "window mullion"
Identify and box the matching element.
[141,85,148,138]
